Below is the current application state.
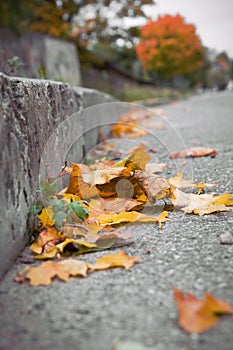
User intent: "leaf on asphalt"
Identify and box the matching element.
[134,170,170,203]
[15,259,89,286]
[169,173,218,194]
[37,207,55,227]
[111,118,148,138]
[170,188,233,215]
[91,250,141,271]
[94,231,133,250]
[173,288,233,333]
[95,211,158,226]
[30,227,65,254]
[57,259,89,277]
[183,193,233,215]
[170,147,217,159]
[193,182,218,194]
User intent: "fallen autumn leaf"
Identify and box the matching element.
[173,288,233,333]
[170,147,217,159]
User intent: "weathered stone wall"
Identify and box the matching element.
[0,28,82,85]
[0,73,115,279]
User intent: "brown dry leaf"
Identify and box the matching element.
[170,188,233,215]
[134,170,170,203]
[65,163,99,199]
[174,288,233,333]
[30,227,65,254]
[91,250,141,271]
[170,147,217,159]
[97,175,148,203]
[95,211,158,226]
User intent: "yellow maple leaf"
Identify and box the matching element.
[37,207,55,228]
[96,211,157,226]
[114,147,152,171]
[156,211,169,229]
[170,188,233,216]
[91,250,141,271]
[16,259,90,286]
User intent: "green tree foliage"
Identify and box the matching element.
[0,0,30,31]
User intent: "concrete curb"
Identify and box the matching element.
[0,73,115,278]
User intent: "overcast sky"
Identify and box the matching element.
[146,0,233,57]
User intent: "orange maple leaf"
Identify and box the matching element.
[170,147,217,159]
[174,288,233,333]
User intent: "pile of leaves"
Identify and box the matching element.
[15,108,233,334]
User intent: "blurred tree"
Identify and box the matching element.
[0,0,30,31]
[136,14,204,80]
[211,51,231,90]
[3,0,155,45]
[0,0,157,71]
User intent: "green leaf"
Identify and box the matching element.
[69,201,89,220]
[40,181,57,198]
[30,201,43,215]
[53,210,67,229]
[49,198,66,212]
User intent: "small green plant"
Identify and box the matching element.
[0,50,25,76]
[30,181,89,230]
[37,65,47,79]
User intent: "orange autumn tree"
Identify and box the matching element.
[136,14,204,79]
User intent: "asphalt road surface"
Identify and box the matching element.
[0,91,233,350]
